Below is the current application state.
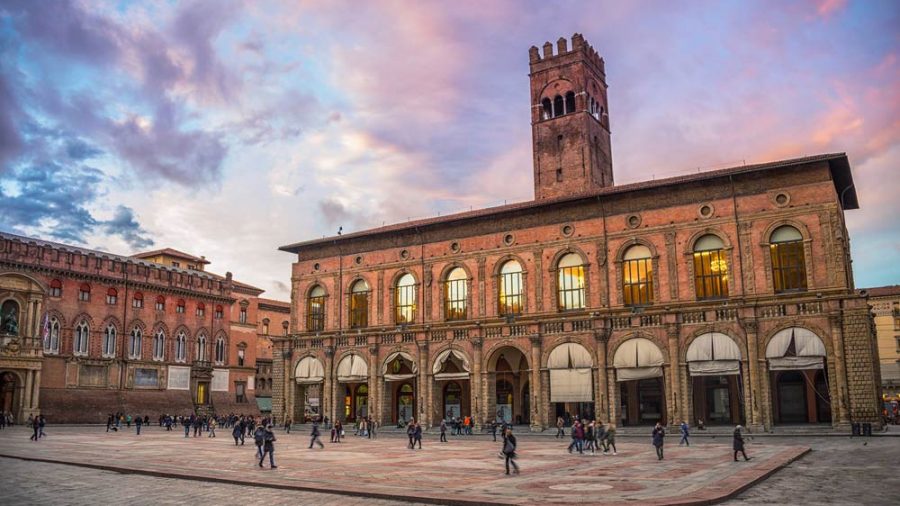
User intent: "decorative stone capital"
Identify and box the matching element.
[593,328,611,342]
[324,346,335,358]
[744,320,759,334]
[828,314,843,329]
[471,337,483,349]
[529,335,542,347]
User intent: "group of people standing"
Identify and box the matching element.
[0,411,15,429]
[27,414,46,441]
[561,417,618,455]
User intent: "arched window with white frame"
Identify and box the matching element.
[214,336,226,365]
[175,332,187,362]
[44,316,60,354]
[102,324,116,357]
[196,333,207,362]
[74,320,89,356]
[557,254,585,311]
[153,330,165,361]
[498,260,524,316]
[129,326,142,359]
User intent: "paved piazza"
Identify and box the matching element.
[0,425,841,505]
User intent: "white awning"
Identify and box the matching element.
[294,356,325,384]
[432,349,471,375]
[613,338,664,382]
[548,342,593,369]
[384,373,417,382]
[336,353,369,383]
[434,372,469,381]
[382,351,418,375]
[686,333,741,376]
[766,327,826,359]
[688,360,741,376]
[550,369,594,402]
[768,356,824,371]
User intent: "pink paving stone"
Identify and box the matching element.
[0,427,808,505]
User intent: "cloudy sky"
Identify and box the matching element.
[0,0,897,300]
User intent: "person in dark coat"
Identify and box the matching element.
[413,422,423,449]
[232,423,242,446]
[502,428,519,475]
[259,425,277,469]
[733,425,751,461]
[406,420,416,449]
[309,421,324,449]
[440,419,447,443]
[652,422,665,460]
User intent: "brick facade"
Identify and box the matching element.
[0,234,286,423]
[272,34,880,431]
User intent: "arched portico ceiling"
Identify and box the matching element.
[295,356,325,384]
[336,353,368,382]
[686,332,741,376]
[613,338,664,382]
[548,342,593,403]
[382,351,417,381]
[766,327,826,371]
[432,349,471,380]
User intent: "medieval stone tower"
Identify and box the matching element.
[530,33,613,200]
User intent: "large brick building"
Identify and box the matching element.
[0,235,286,423]
[271,33,881,432]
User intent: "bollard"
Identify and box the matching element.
[851,422,859,436]
[863,423,872,437]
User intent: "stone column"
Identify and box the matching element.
[666,324,681,426]
[416,340,429,426]
[368,345,378,422]
[32,369,41,411]
[607,368,618,426]
[472,338,483,429]
[744,320,764,430]
[828,314,850,425]
[324,346,335,425]
[594,329,609,423]
[23,370,33,411]
[529,335,543,431]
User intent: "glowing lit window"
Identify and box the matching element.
[693,234,729,300]
[557,254,585,311]
[499,260,523,316]
[395,274,417,324]
[350,280,369,328]
[770,226,806,293]
[444,268,468,321]
[622,246,653,306]
[307,286,326,331]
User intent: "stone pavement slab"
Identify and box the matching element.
[0,426,807,505]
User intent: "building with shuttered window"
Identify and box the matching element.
[271,34,881,431]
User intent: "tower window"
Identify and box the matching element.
[556,168,563,182]
[565,92,575,114]
[541,98,552,120]
[553,95,564,118]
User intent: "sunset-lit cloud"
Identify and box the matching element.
[0,0,898,297]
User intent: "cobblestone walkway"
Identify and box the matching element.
[0,426,808,505]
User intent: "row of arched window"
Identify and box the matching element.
[304,226,808,332]
[42,318,226,364]
[51,281,222,318]
[541,92,576,120]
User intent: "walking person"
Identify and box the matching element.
[284,417,291,434]
[232,422,242,445]
[29,415,39,441]
[652,422,665,460]
[259,425,277,469]
[106,414,113,433]
[603,422,617,455]
[135,415,143,436]
[334,420,343,443]
[490,420,498,442]
[309,421,325,449]
[440,419,448,442]
[555,416,565,438]
[733,425,751,462]
[183,417,191,438]
[413,421,423,449]
[407,420,416,449]
[585,421,596,454]
[502,428,519,475]
[254,425,266,460]
[208,417,217,437]
[370,418,377,439]
[679,420,690,446]
[38,415,46,438]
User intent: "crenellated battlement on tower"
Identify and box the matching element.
[528,33,605,76]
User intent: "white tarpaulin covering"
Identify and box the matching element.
[547,342,593,369]
[687,332,742,376]
[295,356,325,384]
[766,327,826,371]
[613,338,664,382]
[336,353,369,382]
[432,349,471,374]
[384,373,417,382]
[550,369,594,402]
[549,343,593,402]
[382,351,418,375]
